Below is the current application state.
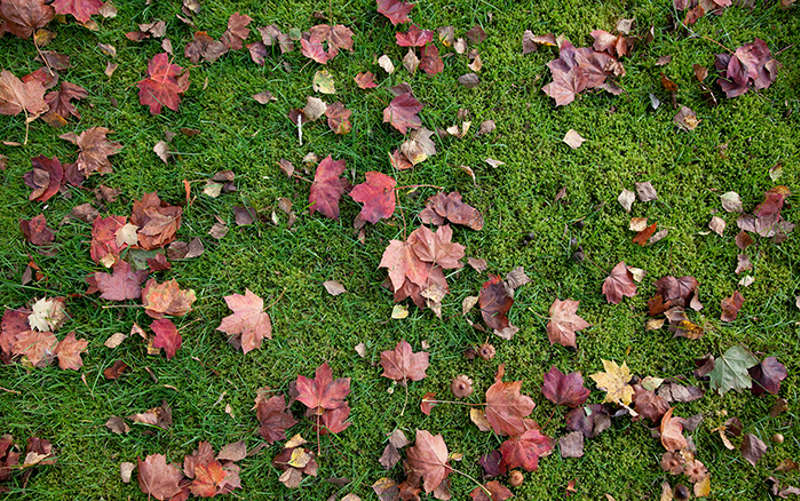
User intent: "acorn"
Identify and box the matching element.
[477,342,496,360]
[509,470,524,487]
[451,375,473,398]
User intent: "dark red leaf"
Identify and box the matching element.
[137,53,190,115]
[349,172,397,224]
[541,366,590,408]
[377,0,414,25]
[151,318,181,360]
[309,156,347,219]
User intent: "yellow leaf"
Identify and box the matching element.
[590,359,634,406]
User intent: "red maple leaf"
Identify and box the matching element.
[94,261,149,301]
[0,0,55,39]
[309,156,347,219]
[51,0,104,24]
[44,81,88,121]
[354,72,377,89]
[499,428,553,471]
[90,215,127,265]
[349,171,397,223]
[419,43,443,75]
[300,39,330,64]
[319,404,351,434]
[220,12,251,50]
[540,366,590,408]
[142,278,196,318]
[602,261,637,304]
[20,214,54,246]
[377,0,415,25]
[137,53,190,115]
[380,339,429,383]
[396,25,433,47]
[325,102,352,135]
[54,331,88,370]
[151,318,181,360]
[382,92,422,134]
[24,155,64,203]
[295,362,350,413]
[129,191,182,250]
[485,364,535,436]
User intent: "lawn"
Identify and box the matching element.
[1,0,799,499]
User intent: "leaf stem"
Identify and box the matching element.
[446,465,491,496]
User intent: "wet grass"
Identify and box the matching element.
[0,0,798,499]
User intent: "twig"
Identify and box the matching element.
[297,115,303,146]
[400,381,409,417]
[395,184,444,191]
[266,288,286,311]
[0,386,20,394]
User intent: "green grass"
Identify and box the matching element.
[1,0,799,499]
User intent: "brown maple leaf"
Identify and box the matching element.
[0,0,54,39]
[255,393,298,443]
[383,92,422,134]
[59,127,122,176]
[94,261,149,301]
[89,215,127,266]
[602,261,637,304]
[309,155,347,219]
[184,31,228,63]
[485,364,536,436]
[379,239,431,292]
[137,454,183,501]
[470,480,513,501]
[354,72,377,89]
[419,191,483,230]
[54,331,87,370]
[406,430,450,493]
[129,192,182,250]
[142,278,196,318]
[307,24,354,61]
[0,69,49,118]
[295,362,350,413]
[216,289,271,354]
[44,81,87,122]
[220,12,251,50]
[419,43,443,75]
[542,39,623,106]
[633,384,669,423]
[380,339,430,383]
[1,308,30,359]
[407,224,464,269]
[12,329,57,367]
[546,298,590,348]
[654,276,700,309]
[720,291,744,322]
[479,275,513,333]
[325,101,352,135]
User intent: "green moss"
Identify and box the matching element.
[0,0,798,499]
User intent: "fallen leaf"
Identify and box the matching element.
[485,364,535,436]
[563,129,585,149]
[659,408,687,452]
[541,366,590,407]
[54,331,87,370]
[590,359,634,406]
[406,430,450,493]
[151,318,181,360]
[749,356,787,396]
[741,433,767,466]
[380,339,429,383]
[602,261,637,304]
[309,155,347,219]
[255,394,297,443]
[94,261,148,301]
[559,431,584,458]
[383,92,422,134]
[217,289,271,354]
[349,171,396,223]
[499,428,553,471]
[546,298,590,348]
[708,345,758,394]
[137,53,189,115]
[137,454,183,501]
[142,278,196,318]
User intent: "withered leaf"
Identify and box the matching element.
[541,366,590,408]
[142,278,196,318]
[60,127,122,176]
[419,191,483,230]
[309,155,347,219]
[546,298,590,348]
[485,364,535,436]
[380,339,429,383]
[406,430,450,493]
[217,289,271,354]
[349,171,396,223]
[602,261,637,304]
